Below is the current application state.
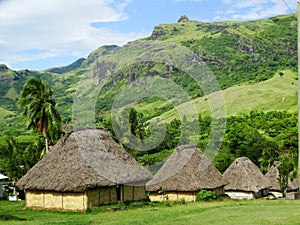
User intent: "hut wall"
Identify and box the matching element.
[86,187,117,208]
[62,192,87,211]
[149,191,197,202]
[123,185,133,202]
[133,186,146,201]
[87,189,100,208]
[225,191,254,199]
[149,192,164,202]
[123,185,146,202]
[212,187,225,196]
[110,187,117,203]
[286,192,300,200]
[99,187,116,205]
[26,191,44,208]
[270,191,283,198]
[26,186,146,210]
[25,190,87,211]
[44,192,63,209]
[176,192,197,201]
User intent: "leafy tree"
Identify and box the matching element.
[277,155,296,197]
[129,108,146,142]
[18,77,61,153]
[213,146,235,173]
[0,136,44,180]
[258,141,279,174]
[224,122,264,165]
[0,137,24,180]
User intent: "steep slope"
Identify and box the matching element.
[148,14,297,87]
[87,14,297,122]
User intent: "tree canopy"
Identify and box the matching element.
[18,77,61,153]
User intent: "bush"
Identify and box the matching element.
[197,190,216,201]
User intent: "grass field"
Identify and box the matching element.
[1,199,300,225]
[157,70,297,122]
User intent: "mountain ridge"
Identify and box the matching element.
[0,13,297,125]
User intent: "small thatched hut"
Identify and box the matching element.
[265,161,299,198]
[17,127,152,211]
[146,145,228,202]
[223,157,271,199]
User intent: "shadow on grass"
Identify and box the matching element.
[0,213,27,221]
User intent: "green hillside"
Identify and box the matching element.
[89,13,297,123]
[0,14,298,178]
[156,70,297,122]
[0,14,297,123]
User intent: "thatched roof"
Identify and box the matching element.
[223,157,271,192]
[146,145,228,192]
[17,127,152,192]
[265,161,299,191]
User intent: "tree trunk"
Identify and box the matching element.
[43,131,49,153]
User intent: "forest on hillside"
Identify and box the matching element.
[0,109,297,182]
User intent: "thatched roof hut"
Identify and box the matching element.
[146,145,228,201]
[17,127,152,210]
[265,161,299,197]
[223,157,271,199]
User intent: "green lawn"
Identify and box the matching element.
[0,199,300,225]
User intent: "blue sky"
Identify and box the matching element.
[0,0,297,70]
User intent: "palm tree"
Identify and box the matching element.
[18,77,61,153]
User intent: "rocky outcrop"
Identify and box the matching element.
[178,15,189,23]
[0,64,9,72]
[151,26,167,40]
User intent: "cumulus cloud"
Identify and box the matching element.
[215,0,296,21]
[0,0,148,69]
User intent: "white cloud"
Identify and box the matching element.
[0,0,148,69]
[215,0,297,21]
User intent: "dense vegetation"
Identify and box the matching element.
[123,110,297,176]
[0,14,298,183]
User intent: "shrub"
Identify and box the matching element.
[197,190,216,201]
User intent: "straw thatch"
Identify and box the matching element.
[265,161,299,192]
[17,127,152,192]
[223,157,271,193]
[146,145,228,192]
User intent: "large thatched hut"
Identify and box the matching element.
[223,157,271,199]
[265,161,299,198]
[17,127,152,211]
[146,145,228,202]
